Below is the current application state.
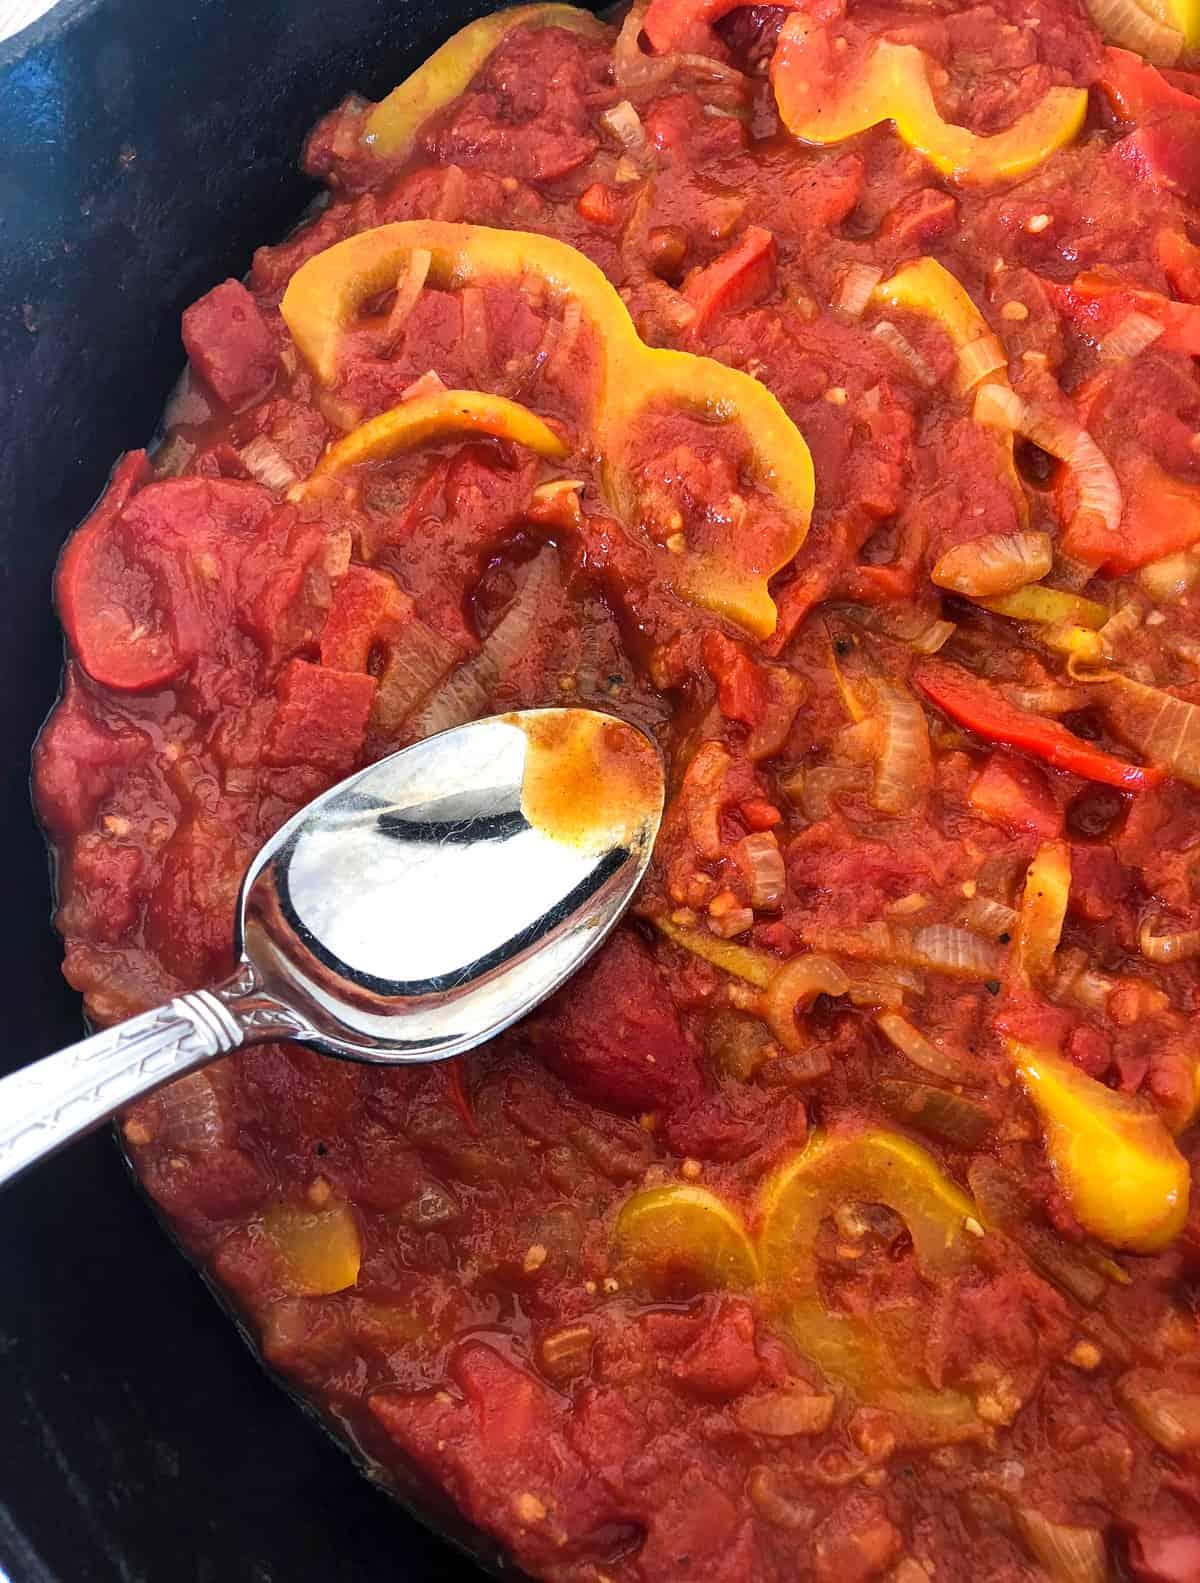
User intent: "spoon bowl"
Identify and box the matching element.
[0,708,664,1186]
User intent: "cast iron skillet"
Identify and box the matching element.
[0,0,601,1575]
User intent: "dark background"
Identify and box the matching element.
[0,0,541,1575]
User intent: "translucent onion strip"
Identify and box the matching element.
[1102,676,1200,788]
[600,99,648,154]
[933,530,1053,597]
[875,1011,977,1083]
[735,831,786,910]
[872,320,936,387]
[238,435,299,492]
[1084,0,1183,66]
[974,384,1122,537]
[1098,311,1164,363]
[1014,1507,1107,1583]
[1139,915,1200,964]
[762,954,850,1052]
[833,263,883,320]
[1139,549,1200,603]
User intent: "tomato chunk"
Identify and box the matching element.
[969,753,1063,839]
[682,227,777,333]
[57,474,273,691]
[263,659,377,775]
[181,279,277,409]
[33,670,151,839]
[318,565,414,672]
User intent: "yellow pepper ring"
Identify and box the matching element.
[775,33,1087,185]
[290,390,569,500]
[612,1182,761,1295]
[361,4,609,160]
[281,221,815,638]
[757,1128,984,1431]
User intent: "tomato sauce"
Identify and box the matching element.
[31,2,1200,1577]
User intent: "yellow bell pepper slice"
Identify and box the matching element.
[653,916,776,988]
[262,1201,362,1295]
[873,257,1003,394]
[774,28,1087,185]
[293,390,568,498]
[1009,1041,1190,1252]
[282,221,814,638]
[978,586,1108,628]
[1014,839,1071,981]
[613,1182,760,1295]
[758,1128,983,1431]
[1158,0,1200,52]
[361,4,608,159]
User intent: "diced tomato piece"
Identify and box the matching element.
[682,227,777,333]
[237,512,350,667]
[33,670,151,839]
[969,753,1062,839]
[671,1298,760,1399]
[181,279,277,409]
[1051,271,1200,355]
[371,1342,622,1569]
[58,475,273,691]
[576,182,623,226]
[528,929,702,1112]
[263,659,377,775]
[1069,844,1131,924]
[877,187,958,251]
[1129,1529,1200,1583]
[1157,228,1200,303]
[739,797,782,829]
[144,814,253,984]
[318,565,413,672]
[643,0,800,53]
[1113,121,1200,206]
[702,630,765,727]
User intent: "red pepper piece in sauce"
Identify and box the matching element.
[681,227,777,334]
[912,659,1164,791]
[1096,48,1200,122]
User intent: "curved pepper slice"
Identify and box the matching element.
[978,586,1108,628]
[262,1200,362,1295]
[913,658,1164,790]
[1097,47,1200,120]
[361,4,608,159]
[873,257,1005,393]
[613,1182,760,1295]
[282,222,814,638]
[293,390,568,498]
[773,25,1086,185]
[1014,839,1071,981]
[1009,1041,1190,1253]
[758,1128,983,1432]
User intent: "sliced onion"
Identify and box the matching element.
[1052,948,1115,1015]
[1116,1370,1200,1452]
[806,922,1003,979]
[1053,551,1101,592]
[933,531,1053,597]
[958,894,1018,939]
[957,336,1007,391]
[875,1011,976,1082]
[400,368,447,402]
[842,962,925,1010]
[1098,598,1142,655]
[709,904,755,938]
[781,763,867,822]
[386,246,432,337]
[155,1072,229,1152]
[1102,676,1200,787]
[1098,311,1164,363]
[911,618,956,654]
[460,285,490,378]
[1139,914,1200,964]
[872,681,933,815]
[911,923,1005,978]
[833,263,883,320]
[1002,683,1090,715]
[408,550,559,740]
[872,320,936,387]
[238,435,299,493]
[613,1,673,89]
[735,831,786,910]
[600,99,648,154]
[973,384,1122,538]
[1084,0,1183,66]
[372,618,460,737]
[762,954,850,1052]
[1014,1508,1106,1583]
[1139,549,1200,603]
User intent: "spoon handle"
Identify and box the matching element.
[0,971,299,1189]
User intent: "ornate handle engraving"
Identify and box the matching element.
[0,973,301,1189]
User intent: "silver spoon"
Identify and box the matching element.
[1,707,664,1188]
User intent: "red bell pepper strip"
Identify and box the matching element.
[1096,48,1200,121]
[1157,228,1200,302]
[681,227,777,333]
[912,659,1164,790]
